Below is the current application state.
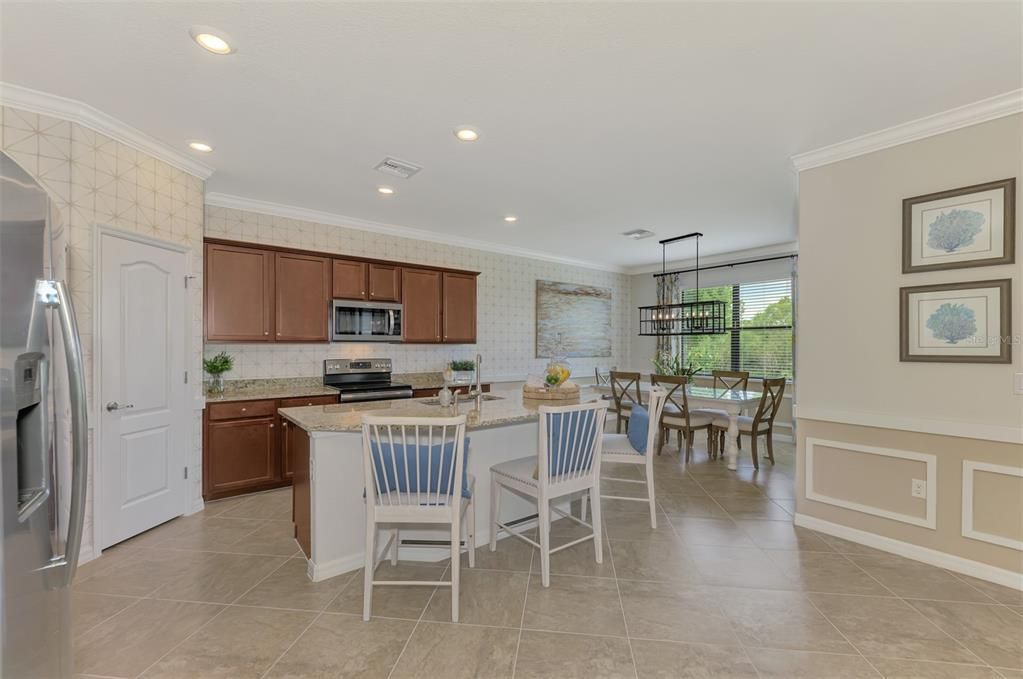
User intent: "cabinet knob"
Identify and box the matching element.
[264,331,269,335]
[270,423,275,428]
[283,420,288,427]
[241,407,247,412]
[277,332,281,336]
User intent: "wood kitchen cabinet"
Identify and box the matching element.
[442,272,477,343]
[275,252,331,341]
[368,263,402,302]
[203,393,338,500]
[289,424,312,558]
[332,259,367,300]
[205,243,275,342]
[204,400,278,498]
[278,395,337,480]
[402,268,443,343]
[205,238,479,346]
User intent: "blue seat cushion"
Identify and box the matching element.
[369,437,471,499]
[546,409,600,477]
[627,405,649,454]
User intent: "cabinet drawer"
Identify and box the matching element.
[279,394,338,408]
[207,399,277,421]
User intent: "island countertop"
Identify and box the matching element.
[279,384,597,433]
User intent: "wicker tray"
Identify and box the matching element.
[522,382,581,400]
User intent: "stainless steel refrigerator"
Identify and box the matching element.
[1,150,88,677]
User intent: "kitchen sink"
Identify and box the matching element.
[419,394,503,406]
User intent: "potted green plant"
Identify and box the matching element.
[651,350,700,378]
[203,351,234,395]
[447,359,476,385]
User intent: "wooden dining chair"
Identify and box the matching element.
[710,378,786,469]
[609,370,642,434]
[651,374,713,461]
[696,370,750,458]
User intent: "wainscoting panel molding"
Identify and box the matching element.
[805,437,937,530]
[962,460,1023,552]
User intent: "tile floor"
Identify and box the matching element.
[73,439,1023,678]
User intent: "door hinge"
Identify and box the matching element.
[183,466,189,479]
[184,371,188,384]
[185,275,196,288]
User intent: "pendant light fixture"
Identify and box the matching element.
[638,232,727,336]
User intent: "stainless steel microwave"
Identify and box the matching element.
[331,300,403,342]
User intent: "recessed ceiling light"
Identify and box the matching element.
[187,140,213,153]
[190,26,235,55]
[377,186,395,195]
[454,127,480,142]
[503,215,518,223]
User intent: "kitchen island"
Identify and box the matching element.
[279,385,595,581]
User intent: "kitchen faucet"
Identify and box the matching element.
[468,353,483,398]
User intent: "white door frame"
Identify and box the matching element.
[92,225,192,551]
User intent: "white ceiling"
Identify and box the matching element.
[1,2,1020,269]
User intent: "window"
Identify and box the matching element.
[673,278,793,379]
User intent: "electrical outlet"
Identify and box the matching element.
[911,478,927,499]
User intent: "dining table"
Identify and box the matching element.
[588,380,762,471]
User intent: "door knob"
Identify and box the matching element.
[105,401,135,412]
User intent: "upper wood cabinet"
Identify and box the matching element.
[402,268,443,343]
[205,238,478,345]
[442,272,477,343]
[332,259,367,300]
[205,243,275,342]
[275,253,331,342]
[368,263,402,302]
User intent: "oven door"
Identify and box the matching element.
[331,300,403,342]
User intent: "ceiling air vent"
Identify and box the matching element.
[374,157,423,179]
[622,229,656,240]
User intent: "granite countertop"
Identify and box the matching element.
[279,384,600,433]
[206,378,340,403]
[392,372,491,390]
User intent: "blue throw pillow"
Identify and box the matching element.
[368,437,472,499]
[627,405,649,454]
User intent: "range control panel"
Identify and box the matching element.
[324,358,392,375]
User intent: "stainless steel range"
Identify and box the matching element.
[323,358,413,403]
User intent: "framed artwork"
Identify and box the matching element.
[536,280,612,358]
[902,178,1015,273]
[900,279,1011,363]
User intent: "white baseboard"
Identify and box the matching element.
[794,512,1023,591]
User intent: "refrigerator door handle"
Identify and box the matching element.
[39,280,89,585]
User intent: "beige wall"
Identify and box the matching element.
[796,114,1023,578]
[1,106,207,561]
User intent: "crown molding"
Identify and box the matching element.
[0,82,214,179]
[792,89,1023,172]
[624,240,799,276]
[204,192,627,274]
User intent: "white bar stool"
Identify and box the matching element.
[597,386,667,528]
[361,414,475,622]
[488,399,609,587]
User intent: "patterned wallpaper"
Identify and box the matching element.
[204,205,632,382]
[1,105,206,560]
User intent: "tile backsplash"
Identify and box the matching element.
[204,205,631,382]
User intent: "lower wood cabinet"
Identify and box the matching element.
[203,394,337,501]
[289,423,312,558]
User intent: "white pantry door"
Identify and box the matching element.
[98,229,189,549]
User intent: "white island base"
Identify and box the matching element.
[296,419,562,582]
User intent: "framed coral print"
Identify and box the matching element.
[902,178,1015,273]
[900,279,1011,363]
